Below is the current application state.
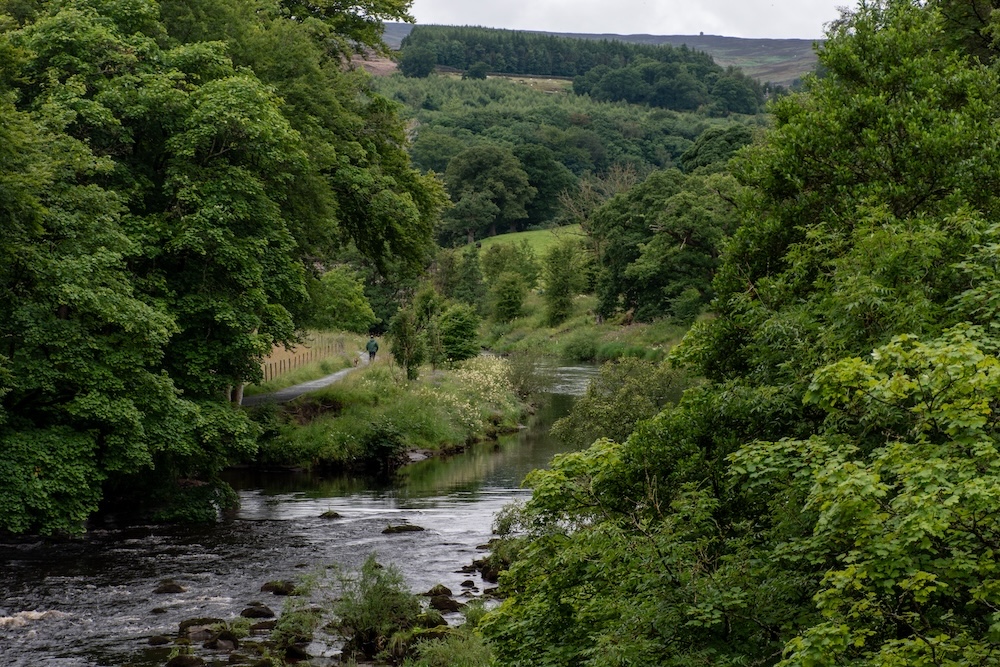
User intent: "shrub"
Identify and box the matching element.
[411,632,493,667]
[335,555,422,659]
[489,271,528,323]
[439,303,481,362]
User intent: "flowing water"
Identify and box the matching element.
[0,365,598,667]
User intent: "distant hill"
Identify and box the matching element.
[383,23,819,87]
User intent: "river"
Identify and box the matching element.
[0,365,598,667]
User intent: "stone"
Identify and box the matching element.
[240,604,274,619]
[179,618,224,634]
[204,629,239,651]
[259,580,296,595]
[154,580,186,594]
[319,510,342,519]
[250,620,277,632]
[428,595,464,613]
[460,580,476,588]
[415,610,446,629]
[148,635,171,646]
[382,523,425,534]
[165,656,205,667]
[421,583,453,597]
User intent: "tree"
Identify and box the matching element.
[437,303,481,362]
[483,3,1000,666]
[463,60,489,79]
[481,240,540,289]
[399,45,435,77]
[304,266,377,333]
[443,144,536,241]
[489,272,528,323]
[0,0,443,532]
[387,306,425,380]
[543,239,587,326]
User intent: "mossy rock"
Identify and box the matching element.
[421,583,452,597]
[415,610,446,629]
[179,618,224,634]
[319,510,342,519]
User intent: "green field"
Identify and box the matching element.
[471,224,584,256]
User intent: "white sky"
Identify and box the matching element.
[409,0,847,40]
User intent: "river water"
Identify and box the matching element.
[0,365,598,667]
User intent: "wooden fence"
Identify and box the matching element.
[260,333,349,383]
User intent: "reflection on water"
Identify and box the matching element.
[0,366,598,667]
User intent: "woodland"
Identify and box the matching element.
[398,25,769,114]
[5,0,1000,665]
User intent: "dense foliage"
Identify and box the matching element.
[377,73,759,243]
[0,0,440,533]
[399,25,765,115]
[482,2,1000,665]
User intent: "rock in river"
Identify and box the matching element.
[382,523,425,534]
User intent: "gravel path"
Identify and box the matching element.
[241,353,369,406]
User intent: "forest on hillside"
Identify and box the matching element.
[398,25,768,114]
[376,73,761,249]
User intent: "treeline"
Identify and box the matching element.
[398,25,766,115]
[377,74,761,245]
[481,2,1000,666]
[0,0,440,534]
[400,25,718,77]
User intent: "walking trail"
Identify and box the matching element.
[241,352,369,406]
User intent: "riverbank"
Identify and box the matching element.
[483,292,690,362]
[248,356,534,472]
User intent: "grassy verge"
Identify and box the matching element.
[483,292,690,362]
[251,356,529,470]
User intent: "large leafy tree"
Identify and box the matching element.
[0,0,441,532]
[485,2,1000,665]
[441,144,536,243]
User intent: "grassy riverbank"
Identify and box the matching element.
[484,292,690,362]
[251,356,530,470]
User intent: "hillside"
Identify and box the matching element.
[383,23,818,87]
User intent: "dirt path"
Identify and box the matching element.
[241,353,369,406]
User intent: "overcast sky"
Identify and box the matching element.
[409,0,846,40]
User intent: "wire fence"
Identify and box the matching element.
[260,333,349,383]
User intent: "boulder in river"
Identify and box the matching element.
[319,510,342,519]
[179,618,224,635]
[240,603,275,619]
[154,580,186,594]
[148,635,171,646]
[204,629,240,651]
[428,595,464,613]
[250,620,277,632]
[382,523,425,534]
[165,656,205,667]
[260,580,296,595]
[421,583,452,597]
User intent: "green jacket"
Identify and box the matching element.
[366,338,378,353]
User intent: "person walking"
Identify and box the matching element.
[366,336,379,362]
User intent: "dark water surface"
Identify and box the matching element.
[0,366,598,667]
